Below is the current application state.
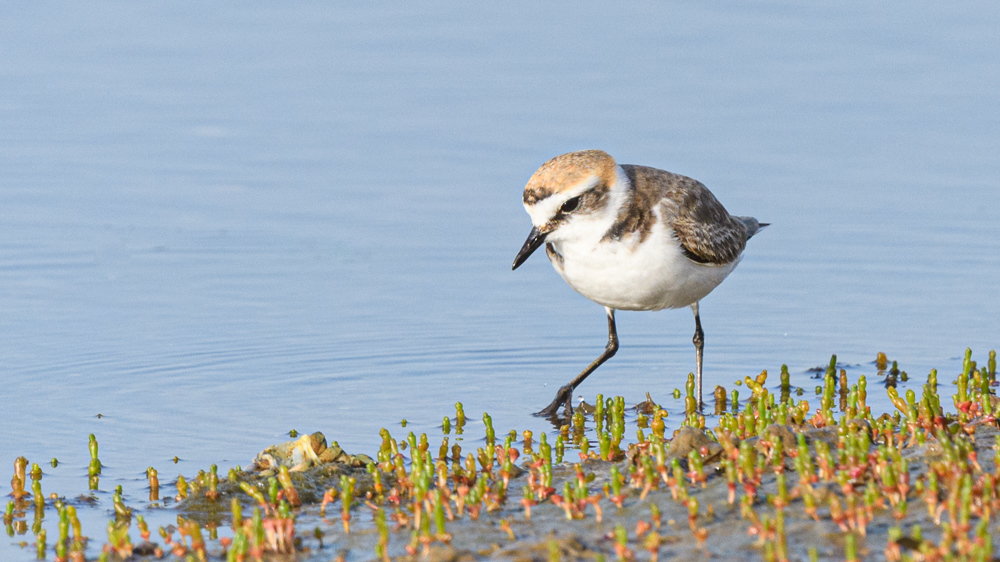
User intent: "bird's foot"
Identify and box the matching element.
[535,385,574,419]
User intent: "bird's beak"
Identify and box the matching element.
[512,226,548,270]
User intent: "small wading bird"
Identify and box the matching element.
[512,150,766,417]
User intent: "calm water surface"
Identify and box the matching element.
[2,2,999,559]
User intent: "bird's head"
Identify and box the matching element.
[512,150,622,270]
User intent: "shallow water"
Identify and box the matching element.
[2,2,999,559]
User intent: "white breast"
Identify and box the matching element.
[548,219,739,311]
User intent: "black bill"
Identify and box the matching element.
[511,226,548,270]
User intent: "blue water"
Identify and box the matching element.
[2,2,999,559]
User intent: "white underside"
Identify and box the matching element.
[548,218,738,311]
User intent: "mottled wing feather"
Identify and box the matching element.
[622,165,748,265]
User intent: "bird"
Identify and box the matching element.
[511,150,766,417]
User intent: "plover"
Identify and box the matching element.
[512,150,766,417]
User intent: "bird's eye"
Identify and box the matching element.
[560,196,581,214]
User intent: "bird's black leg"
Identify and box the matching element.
[536,307,618,419]
[691,302,704,411]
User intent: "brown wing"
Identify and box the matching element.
[618,165,748,265]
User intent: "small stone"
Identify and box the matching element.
[132,542,159,556]
[667,426,722,462]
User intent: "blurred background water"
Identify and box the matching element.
[2,1,998,559]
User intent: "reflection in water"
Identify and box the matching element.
[714,386,728,416]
